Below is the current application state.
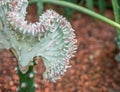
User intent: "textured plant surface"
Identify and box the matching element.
[0,0,77,83]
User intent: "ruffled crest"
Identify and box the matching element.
[6,0,77,82]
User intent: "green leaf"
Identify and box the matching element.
[98,0,106,14]
[112,0,120,36]
[86,0,94,10]
[37,0,43,15]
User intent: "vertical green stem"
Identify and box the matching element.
[112,0,120,62]
[98,0,106,14]
[17,65,35,92]
[112,0,120,36]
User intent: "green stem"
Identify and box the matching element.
[17,65,35,92]
[29,0,120,30]
[112,0,120,35]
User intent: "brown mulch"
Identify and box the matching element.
[0,4,120,92]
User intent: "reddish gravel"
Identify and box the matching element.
[0,4,120,92]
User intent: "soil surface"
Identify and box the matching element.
[0,4,120,92]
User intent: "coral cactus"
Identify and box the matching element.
[0,0,77,91]
[7,0,77,81]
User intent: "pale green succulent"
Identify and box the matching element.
[0,0,77,82]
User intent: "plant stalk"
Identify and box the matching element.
[17,65,35,92]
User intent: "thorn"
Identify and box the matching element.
[65,65,71,68]
[29,61,34,66]
[60,52,65,56]
[21,83,27,88]
[71,54,75,57]
[29,73,34,78]
[34,60,38,65]
[63,48,68,52]
[34,83,38,88]
[34,70,37,74]
[38,33,42,41]
[14,67,18,73]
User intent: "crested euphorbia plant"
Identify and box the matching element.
[0,0,77,92]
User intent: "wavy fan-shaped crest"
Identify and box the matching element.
[6,0,77,82]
